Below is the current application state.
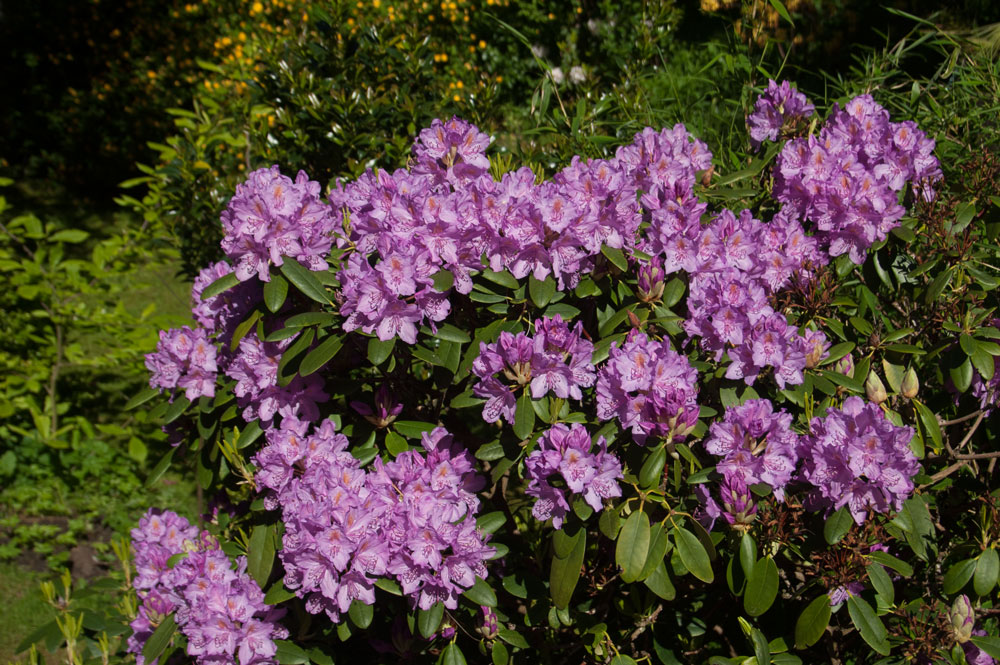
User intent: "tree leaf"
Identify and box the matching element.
[299,334,343,376]
[367,337,396,366]
[824,506,853,545]
[348,600,374,629]
[950,356,973,393]
[750,627,770,665]
[441,643,467,665]
[492,640,510,665]
[970,635,1000,659]
[974,548,999,596]
[638,446,667,489]
[616,510,651,583]
[550,527,586,609]
[943,558,978,594]
[280,257,330,304]
[433,324,471,343]
[744,556,779,617]
[142,614,177,665]
[674,526,713,583]
[200,271,239,300]
[794,595,831,649]
[529,275,557,308]
[847,595,890,656]
[417,603,443,639]
[601,245,628,271]
[263,274,289,313]
[739,533,757,579]
[462,577,497,607]
[643,559,676,600]
[236,420,263,449]
[247,524,275,588]
[637,524,668,582]
[868,551,913,577]
[145,448,176,487]
[497,629,529,649]
[513,391,535,440]
[866,563,894,606]
[125,387,160,410]
[274,640,309,665]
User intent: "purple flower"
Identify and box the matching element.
[747,80,815,150]
[524,424,623,528]
[827,581,865,607]
[145,326,218,401]
[221,166,336,282]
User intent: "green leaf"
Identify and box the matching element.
[234,420,263,449]
[201,271,239,300]
[163,396,191,424]
[367,337,396,366]
[847,595,890,656]
[643,559,676,600]
[972,345,995,381]
[913,400,943,451]
[385,430,408,456]
[263,582,296,605]
[348,600,374,629]
[125,387,160,410]
[497,629,529,649]
[925,267,953,304]
[283,312,338,328]
[820,342,855,366]
[750,627,770,665]
[961,333,978,357]
[441,644,467,665]
[639,447,667,489]
[740,533,757,579]
[248,525,275,587]
[280,257,330,304]
[974,548,999,596]
[617,510,651,583]
[529,275,557,308]
[767,0,795,25]
[550,527,586,609]
[609,657,638,665]
[274,640,309,665]
[492,641,509,665]
[637,524,668,582]
[462,577,497,607]
[513,391,535,440]
[263,274,289,312]
[417,603,444,639]
[480,269,519,290]
[142,614,177,665]
[599,508,621,540]
[601,245,628,271]
[824,506,853,544]
[944,558,978,594]
[393,420,437,438]
[47,229,88,243]
[299,335,343,376]
[866,563,894,606]
[433,324,471,343]
[868,551,913,577]
[432,269,455,292]
[674,526,714,583]
[950,357,973,392]
[794,595,831,649]
[145,448,176,487]
[744,557,779,617]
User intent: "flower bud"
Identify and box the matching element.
[637,259,665,304]
[478,606,499,640]
[865,370,888,405]
[835,353,854,377]
[901,367,919,399]
[950,594,975,643]
[803,329,830,369]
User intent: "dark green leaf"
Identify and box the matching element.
[529,275,557,308]
[824,506,853,545]
[142,614,177,665]
[492,641,509,665]
[263,582,296,605]
[480,269,519,290]
[367,337,396,366]
[601,245,628,271]
[201,272,239,300]
[750,627,770,665]
[974,548,999,596]
[617,510,651,583]
[794,595,831,649]
[643,559,676,600]
[970,635,1000,659]
[599,508,621,540]
[263,274,289,313]
[348,600,374,629]
[925,267,953,304]
[145,448,176,487]
[674,526,713,583]
[236,420,263,449]
[394,420,437,438]
[248,525,275,587]
[441,644,467,665]
[951,357,974,393]
[125,387,160,410]
[637,524,668,582]
[744,557,779,617]
[299,335,343,376]
[280,257,330,304]
[462,577,497,607]
[274,640,309,665]
[433,324,471,343]
[944,558,978,594]
[432,269,455,291]
[972,345,995,381]
[740,533,757,579]
[513,391,535,440]
[913,400,943,450]
[385,431,408,456]
[550,527,586,609]
[497,629,529,649]
[867,563,894,606]
[767,0,794,26]
[820,342,855,366]
[164,396,191,424]
[961,333,978,357]
[868,551,913,577]
[639,447,667,489]
[609,657,638,665]
[847,595,890,656]
[417,603,443,639]
[283,312,338,328]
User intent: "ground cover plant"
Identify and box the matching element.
[61,54,998,663]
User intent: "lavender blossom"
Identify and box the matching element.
[145,326,218,401]
[747,80,815,150]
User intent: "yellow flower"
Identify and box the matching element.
[251,1,263,13]
[478,39,486,48]
[453,94,460,101]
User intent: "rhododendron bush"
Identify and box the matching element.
[126,82,1000,665]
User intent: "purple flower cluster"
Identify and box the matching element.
[746,79,815,150]
[682,208,828,389]
[775,93,942,263]
[703,399,799,501]
[128,509,287,665]
[145,326,219,401]
[334,118,712,343]
[221,166,337,282]
[800,396,920,524]
[695,475,758,531]
[471,315,595,425]
[224,331,328,425]
[254,418,493,618]
[523,424,623,529]
[192,261,261,339]
[596,331,699,445]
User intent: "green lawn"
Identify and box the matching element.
[0,563,56,664]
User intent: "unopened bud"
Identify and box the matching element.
[901,367,919,399]
[866,370,888,405]
[950,594,975,643]
[835,353,854,377]
[803,330,830,369]
[637,260,665,304]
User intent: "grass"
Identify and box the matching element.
[0,563,56,665]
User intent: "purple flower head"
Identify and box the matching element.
[145,326,218,402]
[636,257,666,303]
[221,166,336,282]
[596,331,699,445]
[704,399,799,501]
[800,396,920,524]
[412,117,492,184]
[524,424,623,529]
[695,475,757,531]
[191,261,263,341]
[827,581,865,607]
[747,80,815,150]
